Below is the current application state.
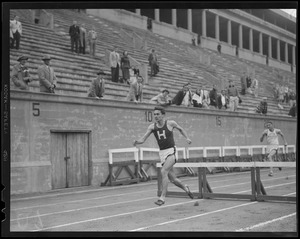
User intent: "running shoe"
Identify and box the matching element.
[154,199,165,206]
[186,186,194,199]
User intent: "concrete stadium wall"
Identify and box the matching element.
[152,21,197,44]
[87,9,148,31]
[9,91,297,195]
[86,9,296,74]
[238,48,267,65]
[268,57,294,72]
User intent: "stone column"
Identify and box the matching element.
[268,35,272,58]
[249,28,253,52]
[188,9,192,31]
[227,19,231,45]
[202,10,206,37]
[136,9,141,15]
[285,42,288,63]
[239,24,243,49]
[259,32,263,54]
[292,45,295,66]
[172,9,177,27]
[154,9,160,22]
[215,14,219,41]
[277,39,280,61]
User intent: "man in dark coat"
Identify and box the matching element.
[256,97,268,115]
[87,70,106,99]
[209,84,218,108]
[171,83,192,106]
[148,49,159,76]
[240,71,247,95]
[69,20,80,53]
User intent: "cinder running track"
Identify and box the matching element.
[9,168,296,234]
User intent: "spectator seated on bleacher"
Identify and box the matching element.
[170,83,193,107]
[288,102,297,117]
[192,88,203,108]
[149,89,171,106]
[256,97,268,115]
[10,55,33,90]
[87,70,106,99]
[209,84,218,108]
[217,90,229,110]
[288,89,296,107]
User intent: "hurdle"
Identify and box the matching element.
[238,146,253,171]
[186,147,205,176]
[251,145,265,162]
[222,146,239,172]
[175,147,195,177]
[156,161,296,203]
[204,147,223,174]
[286,145,296,161]
[102,147,140,186]
[139,147,160,181]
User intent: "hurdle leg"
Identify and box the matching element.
[109,163,113,186]
[198,167,203,199]
[157,167,162,197]
[203,167,208,198]
[250,167,256,201]
[255,167,265,201]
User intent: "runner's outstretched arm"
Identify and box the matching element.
[133,124,153,146]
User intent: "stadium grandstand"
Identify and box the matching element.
[5,7,296,195]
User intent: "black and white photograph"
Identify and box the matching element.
[1,1,297,236]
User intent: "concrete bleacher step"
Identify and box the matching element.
[10,9,295,117]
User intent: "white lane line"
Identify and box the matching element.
[11,177,296,213]
[10,197,156,222]
[130,191,297,232]
[11,189,155,211]
[130,201,258,231]
[11,170,273,201]
[29,184,296,232]
[11,175,257,211]
[235,213,296,231]
[29,200,199,231]
[11,180,256,219]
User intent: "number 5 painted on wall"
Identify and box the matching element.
[32,102,40,116]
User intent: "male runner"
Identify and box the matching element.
[260,121,288,176]
[133,106,194,206]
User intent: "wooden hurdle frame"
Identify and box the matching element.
[156,161,296,203]
[204,147,223,174]
[238,146,253,171]
[176,147,195,177]
[286,145,296,161]
[139,147,160,181]
[222,146,239,172]
[102,147,140,186]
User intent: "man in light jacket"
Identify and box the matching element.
[37,55,57,93]
[10,15,22,49]
[109,46,120,83]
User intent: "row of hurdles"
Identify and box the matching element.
[101,145,296,188]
